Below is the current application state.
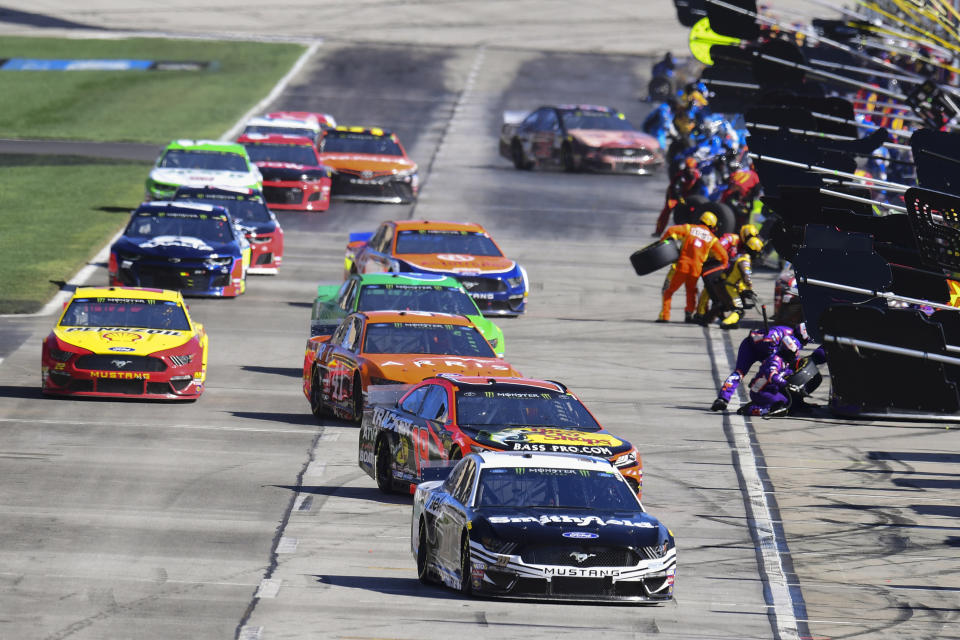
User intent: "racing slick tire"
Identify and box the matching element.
[459,532,473,596]
[630,238,680,276]
[352,375,364,423]
[672,194,708,225]
[374,437,394,494]
[309,369,328,422]
[417,520,434,585]
[693,200,736,235]
[787,358,822,397]
[648,75,674,102]
[511,139,532,170]
[561,143,578,173]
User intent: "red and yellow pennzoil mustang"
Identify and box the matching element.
[41,286,208,400]
[303,310,520,423]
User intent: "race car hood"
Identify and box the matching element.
[365,355,518,382]
[113,236,240,259]
[54,326,192,354]
[568,129,659,150]
[474,507,664,548]
[256,162,329,181]
[398,254,516,275]
[465,426,632,458]
[150,167,258,188]
[319,153,416,173]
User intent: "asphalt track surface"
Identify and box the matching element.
[0,2,958,639]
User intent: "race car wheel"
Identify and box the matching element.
[417,520,434,585]
[374,437,393,494]
[561,143,577,173]
[459,533,473,596]
[693,200,736,235]
[309,369,327,421]
[629,238,680,276]
[648,75,674,102]
[352,375,364,423]
[511,139,531,170]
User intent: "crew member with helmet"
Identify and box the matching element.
[694,223,758,323]
[658,211,728,323]
[654,155,705,236]
[737,334,800,417]
[715,234,764,330]
[710,323,826,412]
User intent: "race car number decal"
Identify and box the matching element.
[436,254,474,262]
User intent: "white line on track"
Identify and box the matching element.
[0,417,314,434]
[708,329,803,640]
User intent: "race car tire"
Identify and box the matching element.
[459,533,473,596]
[629,238,680,276]
[561,143,578,173]
[672,194,709,225]
[352,375,364,423]
[648,75,674,102]
[375,437,394,494]
[786,358,822,397]
[309,369,328,421]
[693,200,736,235]
[417,520,434,585]
[511,139,532,170]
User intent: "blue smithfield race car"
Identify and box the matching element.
[109,202,251,297]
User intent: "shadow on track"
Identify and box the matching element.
[274,483,410,505]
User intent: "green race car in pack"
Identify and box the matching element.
[309,273,505,356]
[146,139,263,200]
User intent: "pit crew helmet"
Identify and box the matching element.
[745,236,764,256]
[739,223,759,243]
[699,211,718,229]
[778,334,800,360]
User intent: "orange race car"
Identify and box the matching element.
[303,310,520,422]
[344,219,528,316]
[318,126,419,203]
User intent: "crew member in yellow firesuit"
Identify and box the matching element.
[698,235,764,329]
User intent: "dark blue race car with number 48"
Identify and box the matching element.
[412,450,676,603]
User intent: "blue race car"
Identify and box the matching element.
[173,185,284,275]
[109,202,251,297]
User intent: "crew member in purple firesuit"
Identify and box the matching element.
[737,335,800,417]
[710,323,825,412]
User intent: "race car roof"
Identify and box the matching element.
[71,286,183,303]
[134,201,231,217]
[236,133,316,146]
[474,450,616,471]
[432,375,567,392]
[555,104,618,113]
[245,116,321,131]
[358,310,474,325]
[330,125,393,137]
[392,220,487,233]
[355,273,461,287]
[267,110,337,127]
[163,139,247,154]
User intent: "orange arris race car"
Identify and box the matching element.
[344,220,528,316]
[303,310,519,422]
[318,126,419,203]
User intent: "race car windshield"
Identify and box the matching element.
[357,285,478,315]
[456,389,601,430]
[243,144,318,166]
[363,322,495,357]
[242,126,318,141]
[475,467,638,510]
[321,132,403,155]
[561,111,635,132]
[60,298,190,331]
[159,150,249,172]
[173,197,272,224]
[394,230,502,256]
[126,213,235,244]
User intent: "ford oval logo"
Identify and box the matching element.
[562,531,598,539]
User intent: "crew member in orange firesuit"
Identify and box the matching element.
[657,211,728,323]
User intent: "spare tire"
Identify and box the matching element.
[648,75,674,102]
[787,358,822,397]
[630,238,680,276]
[693,200,736,235]
[673,194,709,225]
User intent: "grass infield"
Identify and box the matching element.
[0,36,305,313]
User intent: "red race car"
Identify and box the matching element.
[267,110,337,130]
[236,133,332,211]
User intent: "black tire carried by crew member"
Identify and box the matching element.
[787,357,822,397]
[630,238,681,276]
[693,200,736,235]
